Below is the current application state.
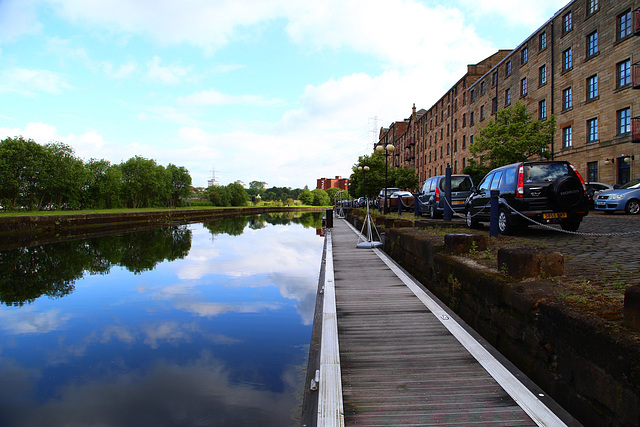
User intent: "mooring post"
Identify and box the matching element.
[444,164,452,221]
[489,190,499,237]
[326,208,333,228]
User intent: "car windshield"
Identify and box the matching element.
[524,163,569,182]
[620,178,640,189]
[439,176,472,191]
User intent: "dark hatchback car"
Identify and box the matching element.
[464,161,589,234]
[418,174,473,218]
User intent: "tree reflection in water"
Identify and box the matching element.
[0,212,324,307]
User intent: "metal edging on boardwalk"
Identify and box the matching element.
[317,229,345,427]
[343,219,568,427]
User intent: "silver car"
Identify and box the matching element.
[594,178,640,215]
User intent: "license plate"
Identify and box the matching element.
[543,212,567,219]
[452,200,464,205]
[596,202,605,207]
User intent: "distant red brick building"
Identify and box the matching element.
[317,176,350,191]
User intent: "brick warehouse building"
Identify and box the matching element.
[379,0,639,188]
[317,176,349,191]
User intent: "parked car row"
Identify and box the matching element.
[414,161,637,235]
[349,164,637,235]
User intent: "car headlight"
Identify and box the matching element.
[610,194,625,200]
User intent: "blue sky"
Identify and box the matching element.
[0,0,569,188]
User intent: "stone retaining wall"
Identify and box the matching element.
[345,210,640,427]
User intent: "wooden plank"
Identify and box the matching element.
[330,219,543,427]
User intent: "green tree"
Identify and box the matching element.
[349,152,386,198]
[166,164,192,207]
[311,189,330,206]
[209,187,229,206]
[325,187,342,203]
[226,182,249,206]
[470,102,556,168]
[41,142,87,209]
[299,189,313,205]
[394,166,419,192]
[83,159,123,209]
[0,136,47,209]
[462,159,491,188]
[120,156,166,208]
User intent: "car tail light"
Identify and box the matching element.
[516,165,524,198]
[569,163,587,194]
[435,187,440,201]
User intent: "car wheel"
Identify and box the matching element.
[625,199,640,215]
[429,205,441,219]
[466,209,479,229]
[498,208,514,235]
[560,219,581,232]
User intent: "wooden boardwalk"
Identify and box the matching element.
[317,218,574,426]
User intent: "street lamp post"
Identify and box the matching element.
[357,165,370,203]
[376,143,395,213]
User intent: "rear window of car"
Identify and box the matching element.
[438,176,472,191]
[524,163,569,182]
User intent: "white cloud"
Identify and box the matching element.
[453,0,570,28]
[177,89,284,107]
[146,56,189,84]
[0,308,72,334]
[0,67,72,96]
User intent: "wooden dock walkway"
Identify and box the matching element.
[315,217,577,426]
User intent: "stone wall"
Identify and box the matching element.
[344,210,640,427]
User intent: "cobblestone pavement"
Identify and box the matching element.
[511,211,640,295]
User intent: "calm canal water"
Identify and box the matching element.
[0,212,325,427]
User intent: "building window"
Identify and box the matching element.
[587,118,599,142]
[539,99,547,120]
[505,88,511,106]
[539,65,547,85]
[539,31,547,50]
[618,10,632,40]
[587,31,598,57]
[587,161,598,182]
[480,105,485,121]
[563,11,573,34]
[587,75,598,100]
[470,111,475,126]
[492,71,498,87]
[618,108,631,135]
[520,77,528,97]
[480,81,485,95]
[491,97,497,114]
[562,48,572,71]
[563,87,572,110]
[587,0,599,16]
[462,113,466,127]
[563,126,572,148]
[617,59,631,88]
[470,89,475,102]
[470,135,475,146]
[521,47,528,64]
[462,135,466,149]
[506,61,512,77]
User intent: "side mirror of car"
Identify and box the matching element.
[470,186,477,193]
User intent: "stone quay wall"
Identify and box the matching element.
[344,209,640,427]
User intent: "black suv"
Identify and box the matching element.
[464,161,589,234]
[418,174,473,218]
